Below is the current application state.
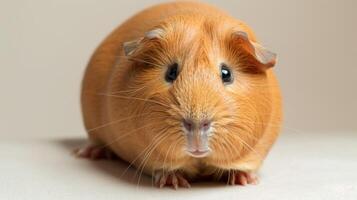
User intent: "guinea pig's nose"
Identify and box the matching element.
[182,119,211,132]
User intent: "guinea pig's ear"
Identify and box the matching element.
[123,28,165,56]
[234,31,277,69]
[123,38,144,56]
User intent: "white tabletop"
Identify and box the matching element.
[1,132,356,200]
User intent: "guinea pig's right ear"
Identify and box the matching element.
[123,38,144,56]
[233,31,277,70]
[123,28,165,56]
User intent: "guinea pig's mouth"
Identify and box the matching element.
[186,149,211,158]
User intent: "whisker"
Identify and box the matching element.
[95,92,171,109]
[98,121,167,151]
[221,126,263,159]
[227,169,231,185]
[115,55,164,69]
[111,76,163,95]
[230,118,303,134]
[133,127,170,176]
[170,137,182,169]
[162,139,175,173]
[136,132,171,188]
[234,135,263,158]
[119,127,169,180]
[87,113,151,133]
[221,135,237,159]
[136,132,181,188]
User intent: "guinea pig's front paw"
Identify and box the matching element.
[73,143,117,160]
[154,171,191,189]
[228,170,259,186]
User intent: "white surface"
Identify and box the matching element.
[1,132,356,200]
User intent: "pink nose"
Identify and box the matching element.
[182,119,211,132]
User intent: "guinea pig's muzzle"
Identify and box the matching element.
[182,118,212,158]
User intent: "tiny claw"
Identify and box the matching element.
[228,171,259,186]
[159,174,167,188]
[229,175,235,185]
[177,174,191,188]
[173,183,178,190]
[154,171,190,189]
[239,175,247,186]
[247,173,259,185]
[171,174,179,190]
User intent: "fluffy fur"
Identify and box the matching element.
[81,1,282,185]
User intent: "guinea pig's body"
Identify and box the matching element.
[79,1,282,188]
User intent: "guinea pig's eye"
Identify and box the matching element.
[165,63,179,83]
[221,63,233,84]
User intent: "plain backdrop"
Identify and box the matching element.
[1,0,357,199]
[1,0,357,140]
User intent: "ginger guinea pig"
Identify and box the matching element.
[77,1,282,188]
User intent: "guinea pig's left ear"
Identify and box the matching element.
[123,28,164,56]
[234,31,277,69]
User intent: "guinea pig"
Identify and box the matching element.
[76,1,282,189]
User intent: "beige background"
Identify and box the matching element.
[1,0,357,139]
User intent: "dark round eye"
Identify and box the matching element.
[165,63,179,83]
[221,63,233,84]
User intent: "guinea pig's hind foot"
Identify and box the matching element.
[228,171,259,186]
[73,143,117,160]
[154,171,191,189]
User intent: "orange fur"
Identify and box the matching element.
[81,1,282,181]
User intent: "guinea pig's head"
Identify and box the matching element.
[121,16,276,162]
